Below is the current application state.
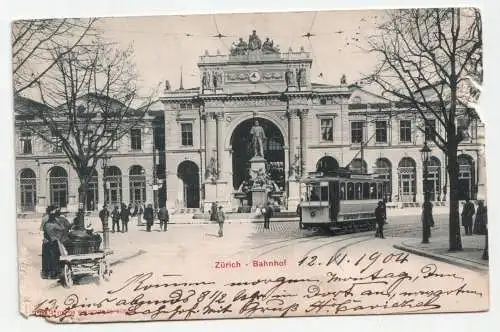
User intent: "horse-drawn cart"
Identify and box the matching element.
[59,236,112,288]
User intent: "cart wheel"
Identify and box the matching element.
[100,260,111,281]
[62,264,73,288]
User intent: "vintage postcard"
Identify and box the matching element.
[13,8,488,324]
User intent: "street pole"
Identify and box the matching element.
[420,142,431,244]
[102,156,110,251]
[153,148,158,211]
[422,160,430,244]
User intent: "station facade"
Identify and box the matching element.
[14,32,486,214]
[161,33,486,212]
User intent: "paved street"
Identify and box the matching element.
[16,211,489,322]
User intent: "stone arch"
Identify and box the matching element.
[177,160,200,208]
[224,112,287,150]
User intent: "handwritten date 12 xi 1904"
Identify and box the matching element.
[297,251,409,273]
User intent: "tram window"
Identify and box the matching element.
[370,183,377,199]
[320,186,329,201]
[339,182,346,200]
[377,183,383,199]
[355,183,363,200]
[309,186,320,201]
[363,183,370,199]
[347,182,354,200]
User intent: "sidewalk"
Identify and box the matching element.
[394,234,488,272]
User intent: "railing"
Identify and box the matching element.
[199,51,311,64]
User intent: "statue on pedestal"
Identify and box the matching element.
[250,120,266,158]
[248,30,262,51]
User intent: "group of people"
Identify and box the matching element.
[99,202,170,233]
[461,198,487,236]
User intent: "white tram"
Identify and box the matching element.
[299,170,389,233]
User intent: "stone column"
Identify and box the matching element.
[300,109,310,174]
[205,112,217,173]
[203,112,217,207]
[288,109,301,208]
[216,112,225,177]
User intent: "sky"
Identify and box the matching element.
[96,10,385,94]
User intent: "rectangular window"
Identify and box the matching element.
[351,121,364,144]
[20,131,32,154]
[320,118,334,141]
[130,128,142,150]
[51,129,62,153]
[399,120,412,142]
[375,121,387,143]
[181,123,193,146]
[425,119,436,142]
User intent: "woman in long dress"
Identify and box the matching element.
[41,207,71,279]
[473,200,487,235]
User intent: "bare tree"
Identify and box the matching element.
[368,8,482,251]
[12,18,97,94]
[15,39,158,227]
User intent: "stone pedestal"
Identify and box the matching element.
[251,188,267,208]
[249,156,266,176]
[288,180,301,210]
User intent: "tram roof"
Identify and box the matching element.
[301,171,387,183]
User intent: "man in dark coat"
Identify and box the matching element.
[120,203,130,233]
[111,205,120,233]
[158,206,169,231]
[216,206,225,237]
[375,201,386,239]
[144,204,154,232]
[461,198,475,235]
[263,202,273,230]
[99,204,110,233]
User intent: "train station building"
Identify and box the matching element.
[161,31,486,212]
[15,31,486,214]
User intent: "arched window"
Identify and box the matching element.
[129,165,146,204]
[348,158,368,174]
[458,154,475,200]
[104,166,122,206]
[398,157,416,202]
[374,158,392,201]
[49,166,68,208]
[86,169,98,211]
[427,157,441,201]
[316,156,339,174]
[20,168,36,211]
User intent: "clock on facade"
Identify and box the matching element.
[248,71,261,83]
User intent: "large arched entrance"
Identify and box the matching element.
[177,161,200,208]
[230,117,285,191]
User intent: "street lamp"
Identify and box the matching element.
[420,142,432,244]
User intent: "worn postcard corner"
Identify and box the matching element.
[13,8,488,324]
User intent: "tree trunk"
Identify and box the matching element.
[76,180,88,230]
[447,143,463,251]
